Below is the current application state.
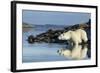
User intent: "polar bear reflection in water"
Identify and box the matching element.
[57,44,88,60]
[57,29,89,60]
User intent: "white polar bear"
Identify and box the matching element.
[58,29,88,46]
[57,44,88,59]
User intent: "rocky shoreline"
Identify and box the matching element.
[27,19,91,44]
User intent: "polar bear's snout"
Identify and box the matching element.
[57,49,71,57]
[57,50,60,53]
[58,34,63,40]
[58,31,71,40]
[57,49,66,56]
[57,50,61,55]
[57,49,63,55]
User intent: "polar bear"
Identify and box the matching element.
[57,44,88,59]
[58,29,88,46]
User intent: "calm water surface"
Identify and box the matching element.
[22,25,89,63]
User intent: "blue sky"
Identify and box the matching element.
[22,10,91,26]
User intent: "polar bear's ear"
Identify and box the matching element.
[68,30,72,33]
[61,33,65,36]
[67,31,72,35]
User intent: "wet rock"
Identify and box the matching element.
[27,19,91,44]
[27,35,35,44]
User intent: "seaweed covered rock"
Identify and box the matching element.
[27,19,91,44]
[27,35,35,44]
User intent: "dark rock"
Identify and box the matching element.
[27,19,91,44]
[27,35,35,44]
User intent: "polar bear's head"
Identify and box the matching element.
[58,31,72,40]
[57,49,71,57]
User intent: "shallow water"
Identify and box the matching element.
[22,25,89,63]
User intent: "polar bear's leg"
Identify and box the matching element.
[81,30,88,43]
[81,46,88,59]
[71,32,80,46]
[71,45,82,59]
[72,39,79,47]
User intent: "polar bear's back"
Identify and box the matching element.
[76,29,88,42]
[70,29,82,43]
[75,29,85,35]
[72,29,88,42]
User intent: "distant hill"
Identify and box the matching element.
[64,19,91,31]
[22,22,34,28]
